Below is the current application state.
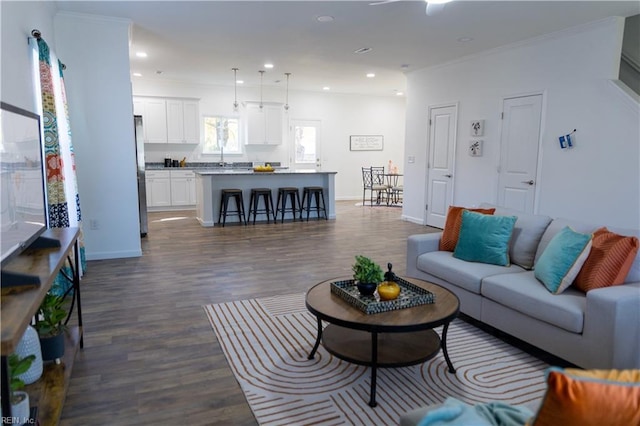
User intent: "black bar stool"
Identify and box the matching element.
[248,188,275,224]
[300,186,328,221]
[275,187,301,223]
[218,189,246,227]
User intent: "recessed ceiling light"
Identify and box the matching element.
[156,70,163,75]
[264,63,274,69]
[133,72,142,77]
[236,80,244,84]
[136,52,147,58]
[354,47,373,54]
[400,64,410,70]
[322,86,330,91]
[457,37,474,42]
[396,92,404,96]
[316,15,334,22]
[366,73,376,78]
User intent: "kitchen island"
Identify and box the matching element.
[195,170,337,226]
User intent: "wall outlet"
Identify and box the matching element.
[89,219,100,230]
[408,156,415,164]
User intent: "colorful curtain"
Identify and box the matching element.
[34,36,86,295]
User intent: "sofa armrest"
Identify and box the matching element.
[584,282,640,368]
[406,232,442,278]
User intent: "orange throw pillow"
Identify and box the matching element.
[573,227,639,292]
[533,368,640,426]
[439,206,496,251]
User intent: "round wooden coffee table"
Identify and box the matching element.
[305,277,459,407]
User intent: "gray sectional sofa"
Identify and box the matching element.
[406,204,640,369]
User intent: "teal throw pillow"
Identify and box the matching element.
[534,226,592,294]
[453,210,517,266]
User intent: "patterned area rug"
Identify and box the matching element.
[204,293,547,426]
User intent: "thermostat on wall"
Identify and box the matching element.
[469,140,483,157]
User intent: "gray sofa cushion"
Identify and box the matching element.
[480,203,551,270]
[481,271,586,333]
[534,218,598,264]
[417,251,524,295]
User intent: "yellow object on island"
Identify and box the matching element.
[377,281,401,300]
[253,164,275,172]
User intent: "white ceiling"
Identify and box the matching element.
[54,1,640,97]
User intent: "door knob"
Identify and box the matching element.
[522,180,534,185]
[444,174,453,178]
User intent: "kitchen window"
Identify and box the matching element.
[203,116,241,154]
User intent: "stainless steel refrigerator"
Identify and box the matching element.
[134,115,148,237]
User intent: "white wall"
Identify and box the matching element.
[55,12,142,260]
[1,1,57,111]
[404,17,640,229]
[133,79,406,200]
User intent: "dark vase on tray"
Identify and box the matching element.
[356,281,377,296]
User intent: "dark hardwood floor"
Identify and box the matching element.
[60,201,434,425]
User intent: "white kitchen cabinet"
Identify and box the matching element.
[182,101,200,144]
[145,171,171,207]
[137,98,168,144]
[169,170,196,206]
[166,100,200,144]
[245,102,283,145]
[134,97,199,144]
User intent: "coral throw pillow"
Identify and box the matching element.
[532,367,640,426]
[573,227,639,292]
[439,206,496,251]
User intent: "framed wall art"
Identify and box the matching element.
[350,135,383,151]
[471,120,484,136]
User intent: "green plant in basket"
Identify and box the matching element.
[352,255,384,284]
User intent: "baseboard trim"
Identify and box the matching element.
[86,249,142,261]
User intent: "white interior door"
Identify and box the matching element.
[290,119,321,171]
[426,104,457,228]
[497,94,543,213]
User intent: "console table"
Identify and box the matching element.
[1,227,83,425]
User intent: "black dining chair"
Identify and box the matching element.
[361,167,389,206]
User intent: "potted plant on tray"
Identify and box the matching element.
[4,353,36,425]
[352,255,384,296]
[35,293,67,362]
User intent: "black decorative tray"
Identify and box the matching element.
[330,277,435,315]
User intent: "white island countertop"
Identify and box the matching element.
[195,170,337,226]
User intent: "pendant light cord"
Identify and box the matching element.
[232,67,239,111]
[259,70,265,110]
[284,72,291,111]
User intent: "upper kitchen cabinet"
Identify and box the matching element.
[167,99,200,144]
[134,97,168,144]
[245,102,283,145]
[133,97,200,144]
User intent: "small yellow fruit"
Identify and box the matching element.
[377,281,400,301]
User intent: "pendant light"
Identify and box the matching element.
[259,70,265,110]
[232,67,239,112]
[284,72,291,112]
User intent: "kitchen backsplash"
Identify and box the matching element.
[146,161,282,169]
